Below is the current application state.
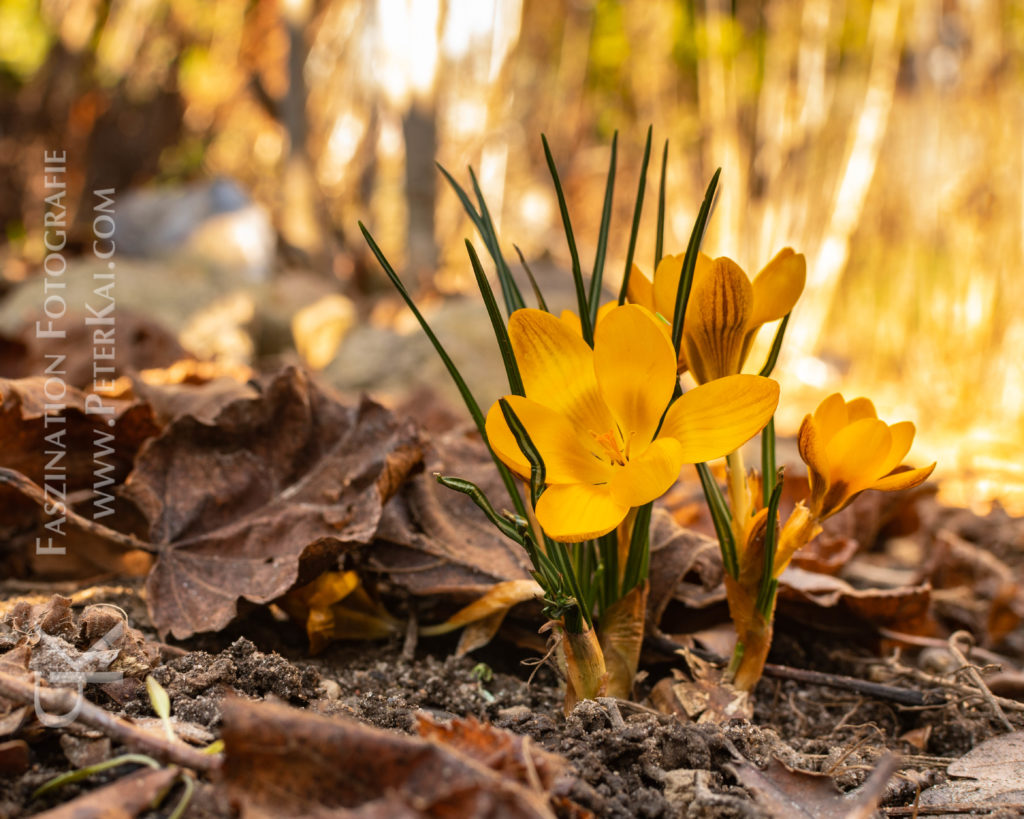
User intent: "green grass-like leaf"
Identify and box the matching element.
[588,132,618,326]
[466,240,524,396]
[437,163,525,316]
[671,168,721,357]
[541,134,592,346]
[621,502,653,595]
[618,126,653,305]
[758,313,791,377]
[435,474,523,542]
[761,417,777,508]
[756,470,785,617]
[469,166,526,314]
[655,139,668,269]
[514,245,549,311]
[499,398,545,507]
[360,222,526,518]
[696,461,738,578]
[32,754,161,800]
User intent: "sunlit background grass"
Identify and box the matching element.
[2,0,1022,512]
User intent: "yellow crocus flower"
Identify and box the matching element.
[485,304,779,542]
[628,249,806,383]
[798,393,937,521]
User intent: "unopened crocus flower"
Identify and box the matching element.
[798,393,937,522]
[628,249,806,383]
[485,304,779,542]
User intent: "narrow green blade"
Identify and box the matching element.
[435,475,522,542]
[756,469,785,617]
[541,134,592,346]
[361,221,526,518]
[437,163,525,316]
[621,501,653,595]
[618,126,653,305]
[466,240,524,396]
[655,139,668,269]
[597,529,619,612]
[499,398,545,507]
[514,244,549,312]
[588,132,618,325]
[761,417,777,508]
[469,167,526,314]
[671,168,721,356]
[695,461,737,578]
[758,313,791,377]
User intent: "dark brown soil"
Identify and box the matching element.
[3,577,1021,819]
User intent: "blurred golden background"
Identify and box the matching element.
[1,0,1022,512]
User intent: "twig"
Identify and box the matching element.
[885,655,1024,714]
[884,805,1024,816]
[0,669,219,773]
[947,630,1014,732]
[645,634,927,705]
[763,663,927,706]
[0,468,152,554]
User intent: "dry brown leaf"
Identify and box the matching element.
[0,738,30,775]
[31,766,179,819]
[219,696,563,818]
[651,649,751,723]
[371,429,534,597]
[0,376,159,577]
[1,310,186,390]
[919,731,1024,809]
[130,375,259,426]
[778,566,936,637]
[646,509,721,627]
[415,713,571,792]
[728,753,900,819]
[126,367,422,639]
[924,529,1024,644]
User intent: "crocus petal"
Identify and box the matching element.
[824,418,892,496]
[535,483,628,542]
[797,414,830,512]
[484,396,612,485]
[608,437,685,508]
[594,304,677,447]
[508,309,614,434]
[626,264,654,310]
[749,248,806,326]
[812,393,849,444]
[682,256,753,382]
[651,253,686,320]
[845,397,878,423]
[659,374,779,463]
[558,301,618,336]
[870,462,936,492]
[558,309,583,335]
[484,400,530,478]
[876,420,914,477]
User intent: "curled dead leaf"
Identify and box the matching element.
[127,367,422,638]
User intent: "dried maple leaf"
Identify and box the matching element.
[126,367,422,638]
